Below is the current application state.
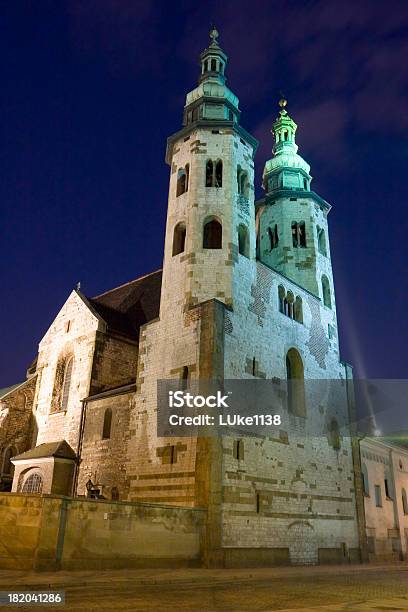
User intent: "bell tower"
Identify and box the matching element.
[257,99,337,316]
[160,28,258,318]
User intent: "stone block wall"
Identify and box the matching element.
[0,493,204,571]
[78,390,134,499]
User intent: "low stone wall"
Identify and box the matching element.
[0,493,204,571]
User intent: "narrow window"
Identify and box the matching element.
[170,445,176,464]
[402,488,408,514]
[329,418,341,450]
[237,166,242,194]
[215,160,223,187]
[317,226,327,256]
[362,463,369,496]
[176,168,187,196]
[299,221,307,247]
[185,163,190,192]
[111,486,119,501]
[374,484,382,507]
[2,447,16,475]
[65,320,71,333]
[238,224,249,258]
[172,222,186,256]
[205,160,213,187]
[269,224,279,250]
[233,440,244,461]
[203,218,222,249]
[102,407,112,439]
[278,285,286,313]
[181,366,189,390]
[286,348,306,417]
[211,58,217,71]
[61,357,73,411]
[252,357,256,376]
[283,130,288,141]
[285,291,294,319]
[303,178,308,190]
[294,296,303,323]
[384,477,393,499]
[322,275,332,308]
[256,492,261,513]
[292,222,298,247]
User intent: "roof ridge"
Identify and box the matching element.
[91,268,162,300]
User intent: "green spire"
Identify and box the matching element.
[182,27,240,126]
[272,98,298,155]
[198,26,228,85]
[262,98,311,194]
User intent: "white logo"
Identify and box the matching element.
[168,390,230,409]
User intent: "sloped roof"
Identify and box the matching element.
[0,383,22,399]
[12,440,77,461]
[88,269,162,339]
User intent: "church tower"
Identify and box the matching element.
[160,28,258,317]
[257,99,336,320]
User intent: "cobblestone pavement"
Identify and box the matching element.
[1,564,408,611]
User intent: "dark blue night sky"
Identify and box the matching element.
[1,0,407,386]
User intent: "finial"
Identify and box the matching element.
[278,96,287,109]
[209,25,219,45]
[76,281,81,291]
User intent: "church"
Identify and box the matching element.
[1,28,396,566]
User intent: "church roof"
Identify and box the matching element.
[0,383,23,399]
[12,440,77,461]
[88,269,162,339]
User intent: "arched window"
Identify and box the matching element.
[294,296,303,323]
[278,285,286,313]
[237,167,248,197]
[317,226,327,256]
[61,357,73,412]
[176,168,187,196]
[203,218,222,249]
[102,407,112,440]
[269,224,279,250]
[292,221,307,247]
[291,222,298,247]
[286,348,306,417]
[2,446,16,475]
[233,439,244,461]
[238,224,249,258]
[322,275,332,308]
[361,463,369,496]
[215,160,223,187]
[285,291,294,319]
[211,58,217,71]
[328,418,341,450]
[22,471,43,494]
[205,160,213,187]
[181,366,189,391]
[283,130,288,141]
[172,222,186,256]
[402,488,408,515]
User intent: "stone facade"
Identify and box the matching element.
[1,29,401,567]
[361,437,408,561]
[0,376,37,491]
